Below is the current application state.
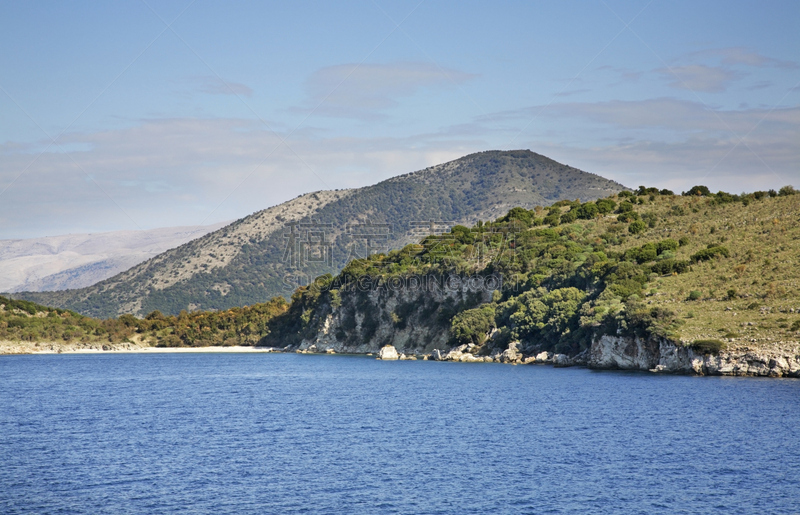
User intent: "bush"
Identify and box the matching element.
[688,290,702,301]
[726,288,737,300]
[791,320,800,332]
[628,220,646,234]
[689,339,726,355]
[650,259,690,275]
[451,305,496,345]
[684,185,711,196]
[779,185,797,196]
[617,211,640,223]
[617,201,634,213]
[543,213,561,226]
[560,210,578,224]
[502,207,534,225]
[691,246,730,262]
[575,202,598,219]
[656,239,679,254]
[596,198,616,214]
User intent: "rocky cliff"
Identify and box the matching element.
[585,334,800,377]
[280,274,499,355]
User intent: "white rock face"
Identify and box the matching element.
[589,335,800,377]
[378,345,399,360]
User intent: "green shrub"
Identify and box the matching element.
[628,220,646,234]
[617,211,640,223]
[617,201,634,213]
[726,288,737,300]
[560,210,578,224]
[691,246,730,262]
[657,239,679,254]
[684,185,711,196]
[688,290,702,301]
[595,198,616,214]
[778,185,796,196]
[791,320,800,332]
[689,339,726,355]
[650,259,690,275]
[543,213,561,226]
[451,305,496,345]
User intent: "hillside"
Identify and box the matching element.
[262,185,800,374]
[0,223,228,293]
[0,294,288,354]
[14,150,626,317]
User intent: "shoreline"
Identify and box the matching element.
[0,341,278,355]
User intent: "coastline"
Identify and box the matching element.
[0,340,277,355]
[3,338,798,379]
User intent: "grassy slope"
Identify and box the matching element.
[267,187,799,353]
[627,192,800,347]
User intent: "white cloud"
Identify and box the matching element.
[485,97,800,135]
[295,62,477,119]
[476,97,799,191]
[0,118,483,238]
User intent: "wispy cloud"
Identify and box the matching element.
[294,62,477,119]
[196,76,253,97]
[657,65,743,93]
[0,118,482,238]
[688,47,799,70]
[474,97,799,190]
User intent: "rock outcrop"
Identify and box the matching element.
[377,345,399,360]
[588,335,800,377]
[293,273,499,356]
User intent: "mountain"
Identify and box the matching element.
[0,223,228,293]
[13,150,627,317]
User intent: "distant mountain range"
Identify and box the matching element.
[13,150,628,317]
[0,223,228,293]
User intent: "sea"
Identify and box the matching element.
[1,352,798,514]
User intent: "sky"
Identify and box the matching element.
[1,0,798,239]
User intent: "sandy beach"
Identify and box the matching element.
[0,341,278,355]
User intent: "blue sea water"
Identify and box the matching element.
[1,353,798,514]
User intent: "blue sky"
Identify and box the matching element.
[1,0,798,238]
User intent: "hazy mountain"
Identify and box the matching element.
[14,150,628,317]
[0,223,228,293]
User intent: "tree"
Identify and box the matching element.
[683,185,711,196]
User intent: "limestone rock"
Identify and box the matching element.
[553,354,572,367]
[377,345,399,360]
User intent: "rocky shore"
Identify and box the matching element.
[4,336,798,379]
[366,336,800,378]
